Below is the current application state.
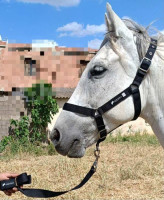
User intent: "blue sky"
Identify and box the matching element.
[0,0,164,49]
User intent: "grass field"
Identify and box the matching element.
[0,133,163,200]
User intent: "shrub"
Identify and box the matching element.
[0,83,59,155]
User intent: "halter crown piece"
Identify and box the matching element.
[0,38,157,198]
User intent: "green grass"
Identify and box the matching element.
[0,134,163,200]
[105,132,159,146]
[0,141,58,160]
[0,132,160,161]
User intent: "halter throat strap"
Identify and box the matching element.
[63,38,157,143]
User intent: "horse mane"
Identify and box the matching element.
[123,18,164,61]
[101,18,164,61]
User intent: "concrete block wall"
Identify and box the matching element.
[0,95,27,139]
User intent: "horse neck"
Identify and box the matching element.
[141,51,164,148]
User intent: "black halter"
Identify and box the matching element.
[63,38,157,145]
[0,38,157,198]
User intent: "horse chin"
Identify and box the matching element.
[54,140,86,158]
[67,146,86,158]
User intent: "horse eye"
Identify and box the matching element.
[90,66,107,77]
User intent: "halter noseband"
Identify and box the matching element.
[63,38,157,145]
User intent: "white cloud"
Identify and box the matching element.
[57,22,83,32]
[88,39,102,49]
[161,30,164,34]
[32,40,58,48]
[57,22,106,37]
[15,0,80,8]
[58,33,68,37]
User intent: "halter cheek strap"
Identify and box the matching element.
[63,38,157,143]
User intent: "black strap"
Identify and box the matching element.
[16,163,97,198]
[130,85,141,120]
[131,38,157,120]
[97,87,132,115]
[94,112,107,142]
[63,103,96,117]
[16,173,31,186]
[132,38,157,87]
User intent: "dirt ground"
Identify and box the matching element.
[0,142,163,200]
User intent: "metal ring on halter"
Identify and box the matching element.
[94,147,100,159]
[92,145,101,171]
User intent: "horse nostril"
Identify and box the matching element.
[51,128,60,142]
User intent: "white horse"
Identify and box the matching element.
[50,3,164,158]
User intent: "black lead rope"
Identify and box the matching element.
[0,146,100,198]
[0,38,157,198]
[17,159,97,198]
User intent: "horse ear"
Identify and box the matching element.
[105,3,131,38]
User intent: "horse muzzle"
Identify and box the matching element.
[50,128,86,158]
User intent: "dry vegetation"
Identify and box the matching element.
[0,133,164,200]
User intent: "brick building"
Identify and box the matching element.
[0,37,97,138]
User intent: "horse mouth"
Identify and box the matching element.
[67,140,86,158]
[54,139,86,158]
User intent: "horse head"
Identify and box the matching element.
[50,3,164,157]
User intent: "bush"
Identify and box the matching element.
[25,83,58,142]
[0,83,59,155]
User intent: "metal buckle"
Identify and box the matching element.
[99,129,107,140]
[150,40,157,46]
[139,57,151,73]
